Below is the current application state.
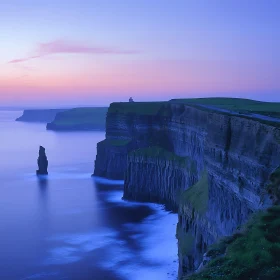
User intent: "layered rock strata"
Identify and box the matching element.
[94,101,280,277]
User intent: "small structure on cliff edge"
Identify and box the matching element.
[129,97,134,102]
[36,146,48,175]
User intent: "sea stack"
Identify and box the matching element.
[36,146,48,175]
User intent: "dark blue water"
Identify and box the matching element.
[0,111,178,280]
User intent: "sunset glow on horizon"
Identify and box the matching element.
[0,0,279,107]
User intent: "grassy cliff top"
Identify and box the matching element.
[107,98,280,128]
[50,107,108,127]
[185,206,280,280]
[108,102,166,115]
[171,97,280,116]
[108,98,280,120]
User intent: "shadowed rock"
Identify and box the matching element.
[36,146,48,175]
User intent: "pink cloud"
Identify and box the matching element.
[8,40,138,64]
[9,56,41,64]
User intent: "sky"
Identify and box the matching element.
[0,0,279,107]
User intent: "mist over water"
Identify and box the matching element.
[0,111,178,280]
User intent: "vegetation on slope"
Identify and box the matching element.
[184,206,280,280]
[99,138,131,147]
[180,171,208,214]
[47,107,108,130]
[177,228,195,256]
[265,166,280,204]
[129,146,196,169]
[176,172,208,258]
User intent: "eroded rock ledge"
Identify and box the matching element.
[124,146,197,210]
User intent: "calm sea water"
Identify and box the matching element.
[0,111,178,280]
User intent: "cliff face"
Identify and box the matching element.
[124,147,197,210]
[94,102,280,277]
[94,109,165,178]
[93,139,133,180]
[204,114,280,234]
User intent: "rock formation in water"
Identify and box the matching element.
[36,146,48,175]
[94,100,280,278]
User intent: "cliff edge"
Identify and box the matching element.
[94,98,280,278]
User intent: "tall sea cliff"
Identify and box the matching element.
[94,100,280,278]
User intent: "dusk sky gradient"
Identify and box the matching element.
[0,0,279,107]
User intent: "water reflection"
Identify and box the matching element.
[37,175,48,187]
[37,175,48,197]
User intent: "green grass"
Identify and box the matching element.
[130,146,181,159]
[184,206,280,280]
[99,138,131,147]
[180,171,208,214]
[171,97,280,115]
[129,146,195,169]
[108,102,166,115]
[107,98,280,127]
[50,107,108,127]
[179,232,195,256]
[270,166,280,183]
[205,235,240,259]
[176,225,195,256]
[170,97,280,128]
[265,166,280,204]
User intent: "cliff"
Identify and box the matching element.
[94,99,280,278]
[16,109,65,122]
[185,205,280,280]
[46,107,108,131]
[94,102,165,178]
[124,146,197,210]
[93,139,133,179]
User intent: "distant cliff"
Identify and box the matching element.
[46,107,108,131]
[94,99,280,278]
[16,109,66,122]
